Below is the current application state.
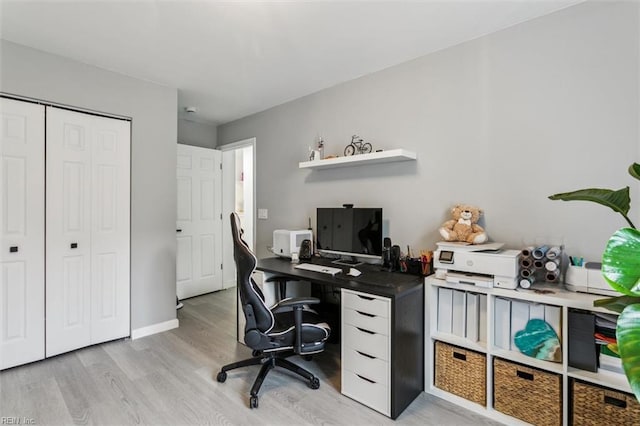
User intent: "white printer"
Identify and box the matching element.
[272,229,313,258]
[433,242,521,289]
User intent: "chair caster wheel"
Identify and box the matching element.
[252,350,261,357]
[309,377,320,390]
[249,395,259,408]
[216,371,227,383]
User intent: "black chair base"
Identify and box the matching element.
[217,352,320,408]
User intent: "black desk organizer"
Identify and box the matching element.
[402,257,433,277]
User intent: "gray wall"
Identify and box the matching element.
[1,40,178,330]
[218,1,640,262]
[178,118,217,149]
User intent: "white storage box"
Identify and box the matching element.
[565,264,618,296]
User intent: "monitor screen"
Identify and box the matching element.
[316,207,383,258]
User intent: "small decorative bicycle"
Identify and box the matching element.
[344,135,372,156]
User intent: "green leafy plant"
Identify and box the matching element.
[549,163,640,401]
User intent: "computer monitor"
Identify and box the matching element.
[316,207,383,265]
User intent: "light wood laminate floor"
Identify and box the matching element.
[1,288,499,425]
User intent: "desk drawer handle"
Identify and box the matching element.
[356,374,376,384]
[355,310,375,318]
[357,295,375,301]
[356,327,375,335]
[356,351,376,359]
[70,243,78,249]
[9,246,18,253]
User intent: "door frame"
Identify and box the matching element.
[220,137,256,289]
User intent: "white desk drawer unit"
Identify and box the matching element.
[341,289,392,417]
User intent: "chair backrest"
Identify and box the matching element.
[230,212,274,334]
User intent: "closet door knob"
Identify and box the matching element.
[70,243,78,249]
[9,246,18,253]
[176,229,182,233]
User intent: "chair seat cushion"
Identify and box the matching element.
[268,310,330,347]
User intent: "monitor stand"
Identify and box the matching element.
[331,256,363,267]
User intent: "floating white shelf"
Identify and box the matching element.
[298,149,416,170]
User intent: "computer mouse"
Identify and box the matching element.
[348,268,362,277]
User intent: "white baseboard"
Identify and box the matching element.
[131,318,179,340]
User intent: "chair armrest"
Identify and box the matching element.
[271,297,320,310]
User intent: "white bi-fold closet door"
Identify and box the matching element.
[0,98,130,369]
[46,107,130,357]
[0,98,45,369]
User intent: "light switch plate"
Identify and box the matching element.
[258,208,268,220]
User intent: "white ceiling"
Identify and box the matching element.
[0,0,583,125]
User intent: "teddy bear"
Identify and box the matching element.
[439,204,488,244]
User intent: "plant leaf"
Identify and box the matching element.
[617,303,640,401]
[548,187,631,216]
[629,163,640,181]
[594,295,640,313]
[602,228,640,296]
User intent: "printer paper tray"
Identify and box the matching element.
[446,271,493,288]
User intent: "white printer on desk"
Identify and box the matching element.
[433,242,521,289]
[272,229,313,258]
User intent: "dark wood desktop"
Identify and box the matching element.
[256,256,425,420]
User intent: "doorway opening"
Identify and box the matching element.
[221,138,256,289]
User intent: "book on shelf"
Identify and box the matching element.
[599,353,624,374]
[494,297,511,350]
[451,290,466,337]
[510,300,530,350]
[544,305,562,342]
[466,292,479,342]
[529,303,545,321]
[437,288,453,334]
[478,295,487,344]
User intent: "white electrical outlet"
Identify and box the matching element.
[258,209,268,220]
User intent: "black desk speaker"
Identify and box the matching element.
[299,239,312,260]
[382,237,392,268]
[390,245,401,272]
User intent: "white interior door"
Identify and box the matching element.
[90,115,130,344]
[0,98,45,369]
[176,144,222,299]
[46,107,130,357]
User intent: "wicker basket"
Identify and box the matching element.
[572,380,640,425]
[493,357,562,425]
[434,341,486,405]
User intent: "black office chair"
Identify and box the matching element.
[216,213,331,408]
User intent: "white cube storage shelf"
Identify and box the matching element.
[426,276,633,425]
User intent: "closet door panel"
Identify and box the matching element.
[46,107,92,357]
[90,116,130,343]
[0,98,45,369]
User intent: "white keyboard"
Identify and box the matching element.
[294,263,342,276]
